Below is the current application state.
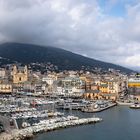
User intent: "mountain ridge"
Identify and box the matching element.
[0,42,134,73]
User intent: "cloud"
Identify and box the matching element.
[0,0,140,68]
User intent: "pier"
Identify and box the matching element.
[0,116,102,140]
[81,103,117,113]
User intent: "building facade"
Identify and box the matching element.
[0,83,12,93]
[12,65,28,84]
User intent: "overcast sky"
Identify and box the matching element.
[0,0,140,68]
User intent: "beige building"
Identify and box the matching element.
[12,65,28,84]
[0,83,12,93]
[0,68,6,78]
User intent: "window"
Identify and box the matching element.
[19,77,22,81]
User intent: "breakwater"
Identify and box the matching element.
[0,116,102,140]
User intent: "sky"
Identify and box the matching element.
[0,0,140,69]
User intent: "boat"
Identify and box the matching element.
[22,122,30,128]
[63,103,72,110]
[130,103,140,109]
[116,100,134,106]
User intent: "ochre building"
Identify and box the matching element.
[13,65,28,84]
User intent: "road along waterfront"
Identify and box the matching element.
[34,106,140,140]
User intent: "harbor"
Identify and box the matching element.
[1,104,140,140]
[0,93,124,140]
[0,93,140,140]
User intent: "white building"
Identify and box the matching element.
[0,68,6,78]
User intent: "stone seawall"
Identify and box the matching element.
[0,117,102,140]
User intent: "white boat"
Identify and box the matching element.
[116,101,134,106]
[130,103,140,109]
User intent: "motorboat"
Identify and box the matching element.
[130,103,140,109]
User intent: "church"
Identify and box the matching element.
[12,65,28,84]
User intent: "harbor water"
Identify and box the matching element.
[33,106,140,140]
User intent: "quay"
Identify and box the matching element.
[81,103,117,113]
[57,99,117,113]
[116,101,134,106]
[0,116,102,140]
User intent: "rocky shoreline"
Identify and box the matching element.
[0,117,102,140]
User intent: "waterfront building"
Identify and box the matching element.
[128,78,140,87]
[56,76,85,96]
[13,80,49,95]
[0,82,12,93]
[99,82,108,93]
[94,79,101,86]
[83,89,101,100]
[0,68,6,78]
[99,80,121,100]
[42,74,57,85]
[82,74,127,101]
[22,81,34,94]
[128,77,140,100]
[56,86,63,95]
[80,76,93,90]
[91,83,99,90]
[42,74,58,95]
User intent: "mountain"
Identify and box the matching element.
[0,42,134,73]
